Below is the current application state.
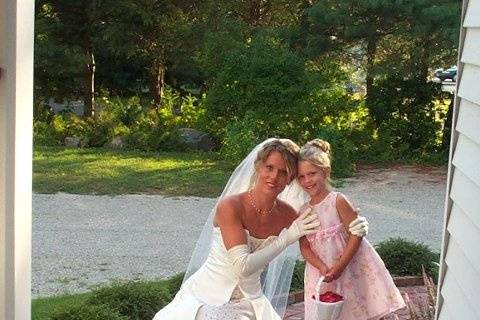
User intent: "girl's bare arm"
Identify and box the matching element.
[299,236,329,276]
[326,194,362,281]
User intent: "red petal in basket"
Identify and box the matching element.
[319,291,344,303]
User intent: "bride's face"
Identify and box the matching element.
[256,150,290,196]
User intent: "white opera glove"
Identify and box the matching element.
[348,215,369,237]
[283,207,320,245]
[227,209,320,277]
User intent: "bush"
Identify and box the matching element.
[220,111,269,164]
[205,36,310,135]
[164,273,184,296]
[290,260,306,293]
[97,95,144,127]
[125,109,188,152]
[33,121,60,146]
[33,89,206,151]
[50,303,127,320]
[369,78,442,156]
[375,237,439,281]
[87,281,172,320]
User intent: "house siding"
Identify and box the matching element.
[436,0,480,318]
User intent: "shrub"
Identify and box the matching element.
[164,273,184,296]
[125,109,188,152]
[290,260,306,293]
[205,36,310,135]
[375,237,439,281]
[34,89,205,151]
[220,111,269,164]
[369,78,442,155]
[50,303,127,320]
[97,95,144,127]
[33,121,60,146]
[87,281,172,320]
[51,114,69,140]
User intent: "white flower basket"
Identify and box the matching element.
[312,276,345,320]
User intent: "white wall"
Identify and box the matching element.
[0,0,34,319]
[436,0,480,318]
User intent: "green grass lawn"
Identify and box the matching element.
[33,146,232,197]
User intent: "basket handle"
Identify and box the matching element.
[314,275,325,301]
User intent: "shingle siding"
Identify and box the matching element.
[436,0,480,318]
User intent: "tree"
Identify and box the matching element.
[105,0,204,108]
[44,0,108,117]
[35,2,85,104]
[303,0,404,108]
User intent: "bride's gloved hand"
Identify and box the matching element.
[348,215,369,237]
[284,207,320,245]
[228,208,320,278]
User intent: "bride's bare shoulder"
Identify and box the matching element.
[275,199,298,225]
[218,193,246,209]
[214,193,246,224]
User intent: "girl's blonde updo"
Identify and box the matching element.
[299,139,332,169]
[251,139,300,186]
[299,139,332,189]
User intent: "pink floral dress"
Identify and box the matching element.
[303,191,405,320]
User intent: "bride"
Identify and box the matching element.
[153,138,368,320]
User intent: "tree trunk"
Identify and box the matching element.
[83,45,95,118]
[365,36,379,126]
[151,60,166,108]
[441,95,454,150]
[417,37,431,82]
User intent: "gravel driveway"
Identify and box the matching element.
[33,165,447,297]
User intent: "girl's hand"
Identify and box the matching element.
[325,265,344,282]
[318,263,329,278]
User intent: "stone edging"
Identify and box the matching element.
[287,276,423,305]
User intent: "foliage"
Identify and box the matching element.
[33,87,207,152]
[220,111,269,164]
[163,273,184,296]
[290,260,306,293]
[297,0,460,157]
[50,303,127,320]
[370,78,443,155]
[34,121,61,146]
[205,36,310,133]
[88,281,171,320]
[205,34,361,172]
[34,0,461,165]
[375,237,439,282]
[34,4,86,102]
[33,276,182,320]
[104,0,205,106]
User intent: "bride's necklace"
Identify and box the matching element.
[248,190,276,215]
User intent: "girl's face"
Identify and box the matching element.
[297,160,329,197]
[256,150,290,196]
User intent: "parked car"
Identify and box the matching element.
[435,66,457,82]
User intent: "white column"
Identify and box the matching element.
[0,0,34,319]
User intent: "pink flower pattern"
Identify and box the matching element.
[303,192,405,320]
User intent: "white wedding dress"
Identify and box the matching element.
[153,227,284,320]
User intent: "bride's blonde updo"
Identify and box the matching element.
[299,139,332,188]
[252,139,300,185]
